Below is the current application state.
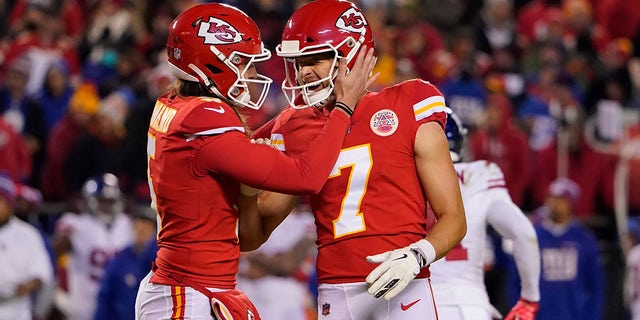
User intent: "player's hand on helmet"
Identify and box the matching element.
[365,239,435,300]
[333,45,378,112]
[504,298,539,320]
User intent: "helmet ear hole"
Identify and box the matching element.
[346,39,356,48]
[206,64,223,74]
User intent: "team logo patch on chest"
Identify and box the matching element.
[370,109,398,136]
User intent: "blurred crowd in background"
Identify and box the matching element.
[1,0,640,319]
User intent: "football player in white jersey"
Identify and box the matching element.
[429,110,541,320]
[52,173,133,320]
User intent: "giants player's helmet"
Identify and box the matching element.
[82,173,125,225]
[276,0,375,108]
[166,3,272,110]
[445,109,467,162]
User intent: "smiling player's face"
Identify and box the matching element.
[294,52,336,90]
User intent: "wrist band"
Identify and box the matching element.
[334,102,353,117]
[410,249,427,268]
[409,239,437,268]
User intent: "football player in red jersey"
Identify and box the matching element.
[135,3,376,320]
[252,0,466,319]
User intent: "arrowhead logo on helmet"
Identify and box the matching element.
[198,17,242,44]
[337,8,367,33]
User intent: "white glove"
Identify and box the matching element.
[365,240,435,300]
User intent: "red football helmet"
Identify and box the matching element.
[276,0,375,108]
[166,3,272,110]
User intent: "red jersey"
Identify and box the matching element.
[148,94,350,288]
[254,79,447,283]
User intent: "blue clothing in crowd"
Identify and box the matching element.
[34,86,74,134]
[507,220,605,320]
[439,76,486,127]
[94,238,157,320]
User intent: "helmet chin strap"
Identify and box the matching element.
[303,86,333,107]
[235,89,251,105]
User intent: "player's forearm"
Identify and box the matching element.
[238,192,298,251]
[200,112,349,194]
[260,110,350,193]
[423,200,466,260]
[512,236,541,301]
[237,193,266,251]
[427,213,467,260]
[510,226,540,301]
[257,192,298,238]
[487,198,541,301]
[422,165,467,260]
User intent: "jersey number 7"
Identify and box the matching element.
[330,144,372,238]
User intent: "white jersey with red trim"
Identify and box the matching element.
[56,212,133,320]
[430,160,540,312]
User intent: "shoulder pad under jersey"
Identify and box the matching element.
[386,79,448,128]
[180,97,245,137]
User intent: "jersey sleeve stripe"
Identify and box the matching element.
[488,182,506,188]
[413,95,447,121]
[270,133,285,151]
[415,104,448,121]
[185,126,246,141]
[488,177,506,188]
